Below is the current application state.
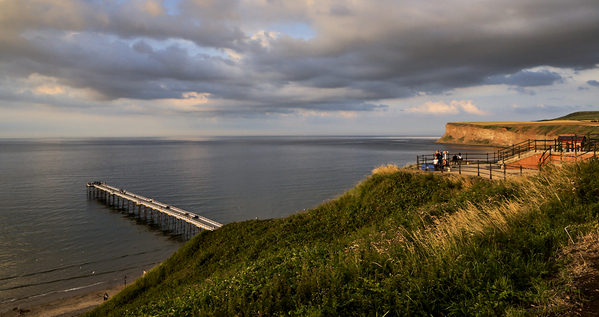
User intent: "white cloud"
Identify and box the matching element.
[0,0,597,137]
[456,100,490,115]
[406,100,489,116]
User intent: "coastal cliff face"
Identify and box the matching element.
[436,121,599,147]
[437,123,549,146]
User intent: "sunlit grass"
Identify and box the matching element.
[372,164,402,175]
[86,159,599,317]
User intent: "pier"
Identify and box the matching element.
[86,182,222,235]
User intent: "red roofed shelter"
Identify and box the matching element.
[558,134,585,152]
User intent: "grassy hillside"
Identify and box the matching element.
[86,162,599,316]
[550,111,599,121]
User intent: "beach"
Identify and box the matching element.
[0,284,125,317]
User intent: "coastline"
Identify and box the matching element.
[437,120,599,147]
[0,284,125,317]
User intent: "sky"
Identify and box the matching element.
[1,0,599,138]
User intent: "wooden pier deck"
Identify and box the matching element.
[87,182,222,231]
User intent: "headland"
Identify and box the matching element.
[437,111,599,146]
[82,159,599,316]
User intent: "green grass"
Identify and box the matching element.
[86,160,599,316]
[551,111,599,121]
[533,124,599,136]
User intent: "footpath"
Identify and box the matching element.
[439,163,538,180]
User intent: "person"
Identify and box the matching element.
[457,153,463,162]
[435,151,443,170]
[104,293,109,301]
[433,151,439,166]
[442,151,449,167]
[452,154,458,164]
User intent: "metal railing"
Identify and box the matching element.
[496,139,557,161]
[416,152,516,179]
[538,137,599,169]
[417,134,599,178]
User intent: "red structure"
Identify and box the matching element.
[558,134,585,152]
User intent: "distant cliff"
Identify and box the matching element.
[437,121,599,147]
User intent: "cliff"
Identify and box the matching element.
[437,121,599,146]
[86,161,599,316]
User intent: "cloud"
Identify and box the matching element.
[0,0,598,120]
[588,80,599,87]
[487,70,563,87]
[406,100,489,116]
[509,87,536,95]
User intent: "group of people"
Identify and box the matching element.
[433,151,463,170]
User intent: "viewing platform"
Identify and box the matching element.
[417,134,599,179]
[86,182,222,232]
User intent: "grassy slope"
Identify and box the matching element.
[86,162,599,316]
[551,111,599,121]
[444,111,599,138]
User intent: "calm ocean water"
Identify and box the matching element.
[0,136,497,310]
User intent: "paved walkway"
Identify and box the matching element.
[431,163,538,180]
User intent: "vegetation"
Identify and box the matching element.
[86,159,599,316]
[532,124,599,136]
[550,111,599,121]
[440,112,599,145]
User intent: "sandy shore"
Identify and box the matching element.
[0,284,126,317]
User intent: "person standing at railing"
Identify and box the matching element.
[434,151,444,170]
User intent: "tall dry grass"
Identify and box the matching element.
[371,164,402,175]
[89,160,597,317]
[405,164,574,257]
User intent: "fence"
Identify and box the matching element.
[416,134,599,179]
[417,152,528,179]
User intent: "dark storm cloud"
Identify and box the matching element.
[486,70,563,87]
[186,102,388,119]
[3,31,243,101]
[509,87,536,96]
[1,0,599,115]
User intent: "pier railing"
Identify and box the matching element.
[87,182,222,234]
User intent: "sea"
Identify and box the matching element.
[0,136,498,310]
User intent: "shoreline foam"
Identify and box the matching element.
[0,284,125,317]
